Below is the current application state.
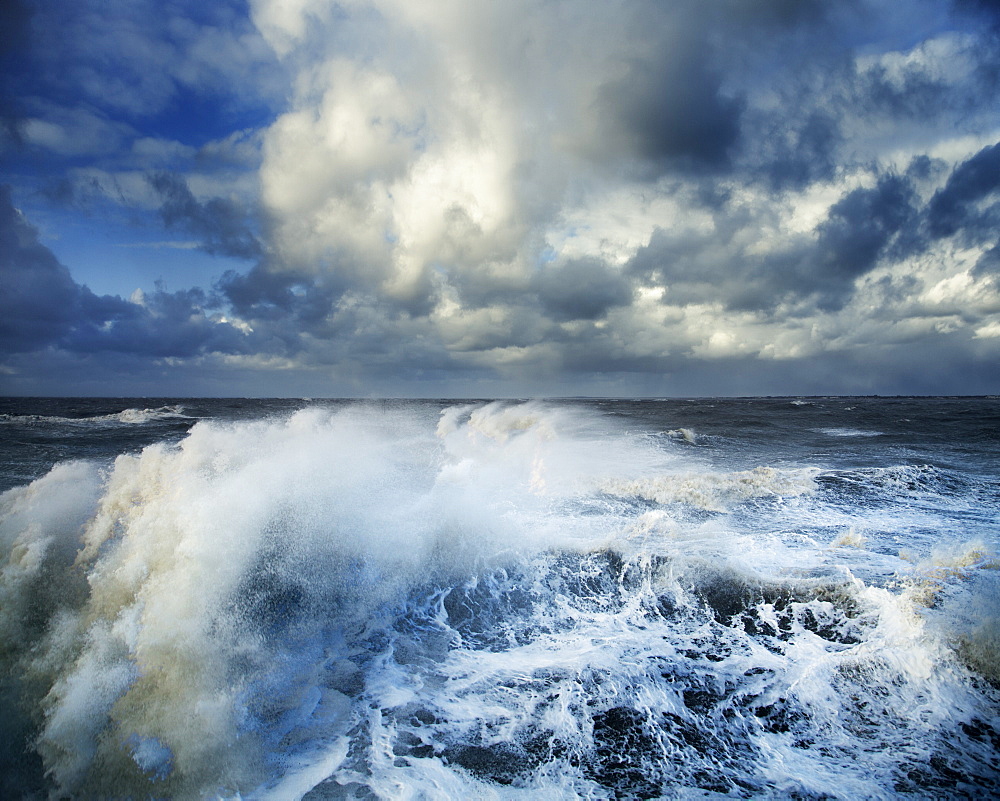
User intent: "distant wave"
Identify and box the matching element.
[0,404,191,426]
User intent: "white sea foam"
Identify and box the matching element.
[602,466,819,513]
[815,427,882,438]
[0,402,997,798]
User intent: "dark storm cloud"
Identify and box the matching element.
[148,172,262,259]
[752,110,842,191]
[593,46,743,175]
[217,263,343,330]
[973,243,1000,276]
[65,285,251,358]
[565,0,839,181]
[926,141,1000,240]
[533,258,634,322]
[855,64,961,121]
[0,185,129,352]
[777,171,918,309]
[628,172,920,312]
[811,174,919,294]
[738,6,999,193]
[853,31,1000,141]
[198,0,1000,395]
[0,185,250,358]
[676,0,848,191]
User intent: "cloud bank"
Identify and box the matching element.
[2,0,1000,395]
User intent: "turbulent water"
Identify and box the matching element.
[0,397,998,800]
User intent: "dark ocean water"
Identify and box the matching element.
[0,397,998,799]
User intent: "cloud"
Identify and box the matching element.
[0,185,252,359]
[251,0,879,312]
[0,185,106,352]
[216,261,344,336]
[853,33,988,118]
[752,110,842,191]
[148,172,262,259]
[926,141,1000,240]
[67,285,251,358]
[623,158,993,325]
[18,105,135,158]
[132,137,198,165]
[0,0,282,225]
[4,0,1000,395]
[17,0,280,119]
[809,173,920,305]
[589,42,743,175]
[533,258,634,322]
[217,0,1000,391]
[973,244,1000,276]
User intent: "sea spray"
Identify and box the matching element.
[0,400,997,798]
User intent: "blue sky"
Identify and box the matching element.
[2,0,1000,396]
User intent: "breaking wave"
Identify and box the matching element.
[1,402,997,799]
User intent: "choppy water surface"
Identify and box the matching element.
[1,397,998,799]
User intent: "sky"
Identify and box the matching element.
[2,0,1000,397]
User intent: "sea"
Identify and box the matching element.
[0,396,998,800]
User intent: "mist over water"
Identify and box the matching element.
[1,398,998,799]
